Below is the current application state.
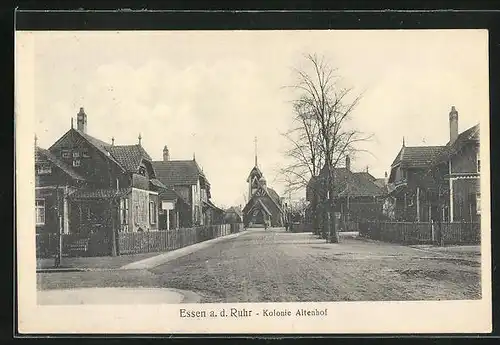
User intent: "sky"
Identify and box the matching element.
[22,30,488,208]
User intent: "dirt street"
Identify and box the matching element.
[150,228,481,303]
[38,228,481,303]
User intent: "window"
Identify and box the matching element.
[36,164,52,175]
[149,201,157,224]
[61,150,71,158]
[476,192,481,215]
[82,149,90,158]
[120,198,129,225]
[72,159,81,167]
[73,151,80,158]
[138,166,146,176]
[35,199,45,225]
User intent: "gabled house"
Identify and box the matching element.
[306,156,386,225]
[224,206,243,224]
[386,141,446,222]
[242,154,285,227]
[152,145,222,228]
[35,108,160,245]
[427,107,480,222]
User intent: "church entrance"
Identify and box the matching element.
[251,208,265,225]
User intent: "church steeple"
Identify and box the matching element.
[254,136,258,167]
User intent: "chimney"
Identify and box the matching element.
[163,145,170,161]
[111,137,115,146]
[384,171,388,184]
[138,133,142,146]
[76,107,87,133]
[449,106,458,143]
[345,155,351,171]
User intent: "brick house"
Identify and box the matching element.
[306,156,386,226]
[35,108,160,247]
[152,145,223,229]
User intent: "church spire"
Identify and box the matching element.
[254,136,258,167]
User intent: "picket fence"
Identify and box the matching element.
[358,221,480,245]
[118,223,243,255]
[36,223,244,258]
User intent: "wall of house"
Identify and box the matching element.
[130,188,157,232]
[451,144,479,174]
[132,173,150,190]
[49,131,127,188]
[451,178,480,222]
[192,180,201,225]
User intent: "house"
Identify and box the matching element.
[386,140,446,222]
[386,106,480,223]
[152,145,222,228]
[35,107,160,246]
[306,156,386,225]
[427,107,480,222]
[242,154,285,227]
[224,206,243,224]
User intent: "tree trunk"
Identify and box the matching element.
[311,194,320,236]
[325,158,339,244]
[110,201,117,257]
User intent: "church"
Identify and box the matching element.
[242,139,285,228]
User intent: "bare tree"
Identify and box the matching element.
[281,53,370,243]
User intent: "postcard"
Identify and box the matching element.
[16,29,491,334]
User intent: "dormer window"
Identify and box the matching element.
[138,167,146,176]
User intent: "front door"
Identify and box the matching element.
[251,208,264,225]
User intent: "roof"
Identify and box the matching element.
[355,171,376,182]
[158,187,190,205]
[252,199,272,216]
[432,124,480,166]
[108,145,153,172]
[150,178,166,189]
[69,188,131,200]
[267,187,282,207]
[246,165,263,182]
[203,199,224,212]
[314,166,385,198]
[74,129,123,169]
[373,178,386,190]
[391,145,446,169]
[225,206,243,218]
[35,147,86,181]
[152,160,204,186]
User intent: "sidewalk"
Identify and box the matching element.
[120,230,245,270]
[37,252,160,271]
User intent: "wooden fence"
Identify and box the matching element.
[117,223,243,255]
[36,223,244,257]
[358,221,480,245]
[36,231,111,258]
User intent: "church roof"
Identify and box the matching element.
[246,165,263,182]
